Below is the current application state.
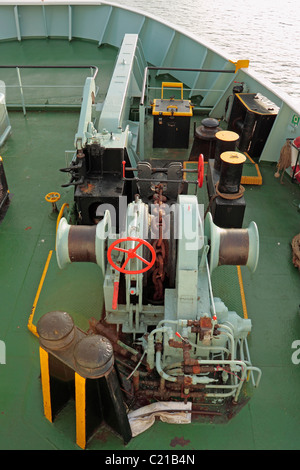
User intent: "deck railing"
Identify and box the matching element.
[140,65,236,108]
[0,65,99,115]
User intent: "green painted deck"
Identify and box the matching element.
[0,38,300,451]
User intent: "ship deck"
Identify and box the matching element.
[0,38,300,451]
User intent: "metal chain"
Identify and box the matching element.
[151,184,168,301]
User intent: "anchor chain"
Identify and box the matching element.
[150,184,169,301]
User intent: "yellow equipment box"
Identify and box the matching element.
[152,82,193,148]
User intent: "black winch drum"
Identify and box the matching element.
[214,130,239,170]
[218,151,246,194]
[189,117,222,161]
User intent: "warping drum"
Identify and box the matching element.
[218,151,246,194]
[204,212,259,274]
[214,130,239,170]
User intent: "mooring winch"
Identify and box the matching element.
[40,35,262,448]
[56,157,261,416]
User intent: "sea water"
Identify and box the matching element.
[121,0,300,100]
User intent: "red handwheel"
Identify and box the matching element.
[197,153,204,188]
[107,237,156,274]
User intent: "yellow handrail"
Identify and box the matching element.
[161,82,183,100]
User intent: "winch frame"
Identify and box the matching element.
[56,191,262,406]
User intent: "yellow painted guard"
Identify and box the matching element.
[39,347,52,422]
[241,152,262,185]
[75,373,86,449]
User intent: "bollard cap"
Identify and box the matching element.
[201,117,220,128]
[215,130,239,142]
[37,311,75,350]
[220,151,246,164]
[73,335,114,378]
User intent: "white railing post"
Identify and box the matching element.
[16,67,26,116]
